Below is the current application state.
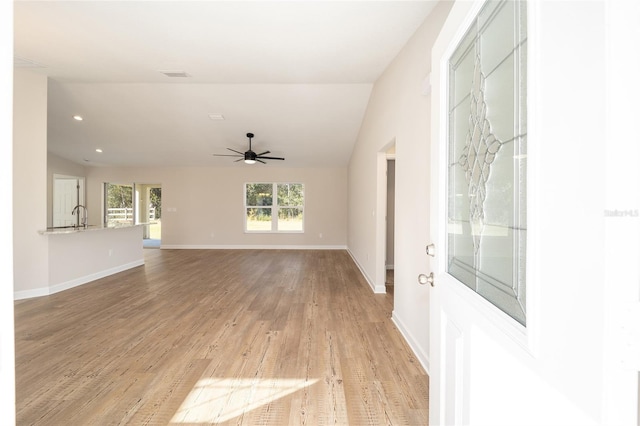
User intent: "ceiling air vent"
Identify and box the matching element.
[159,70,190,78]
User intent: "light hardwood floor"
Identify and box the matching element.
[15,249,428,425]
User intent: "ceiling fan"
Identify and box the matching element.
[213,132,285,164]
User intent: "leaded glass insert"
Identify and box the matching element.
[447,0,527,325]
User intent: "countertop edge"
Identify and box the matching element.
[38,223,145,235]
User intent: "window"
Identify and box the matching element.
[245,183,304,232]
[446,0,527,325]
[104,183,134,225]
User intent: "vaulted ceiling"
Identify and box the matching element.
[14,1,438,168]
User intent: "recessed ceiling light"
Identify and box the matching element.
[73,115,83,121]
[95,148,103,153]
[208,113,225,120]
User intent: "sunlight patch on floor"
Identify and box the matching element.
[170,377,318,424]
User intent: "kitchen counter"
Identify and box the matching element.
[21,223,146,299]
[38,222,145,235]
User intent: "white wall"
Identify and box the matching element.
[602,1,640,423]
[13,69,49,295]
[86,166,347,248]
[348,1,453,370]
[1,0,16,421]
[527,2,606,417]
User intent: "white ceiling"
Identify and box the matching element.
[14,1,438,168]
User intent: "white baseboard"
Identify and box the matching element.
[346,249,386,294]
[159,244,348,250]
[14,259,145,300]
[14,286,49,300]
[392,310,430,375]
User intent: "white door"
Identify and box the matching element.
[429,3,529,423]
[53,176,81,226]
[428,1,638,425]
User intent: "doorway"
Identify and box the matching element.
[104,182,162,248]
[137,184,161,249]
[375,141,396,295]
[386,158,396,293]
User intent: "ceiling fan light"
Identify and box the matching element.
[244,159,256,165]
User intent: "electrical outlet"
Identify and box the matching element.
[108,249,113,257]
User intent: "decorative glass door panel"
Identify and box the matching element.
[447,0,527,325]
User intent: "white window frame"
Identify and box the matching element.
[244,182,305,233]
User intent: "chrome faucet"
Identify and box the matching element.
[72,204,88,228]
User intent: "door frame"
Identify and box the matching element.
[374,140,397,294]
[136,183,162,243]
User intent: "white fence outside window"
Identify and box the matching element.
[107,207,155,223]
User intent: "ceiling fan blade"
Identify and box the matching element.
[213,154,243,157]
[234,158,243,162]
[257,155,285,160]
[256,150,270,156]
[257,159,266,164]
[227,148,245,155]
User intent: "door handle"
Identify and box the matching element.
[418,272,435,287]
[425,243,435,257]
